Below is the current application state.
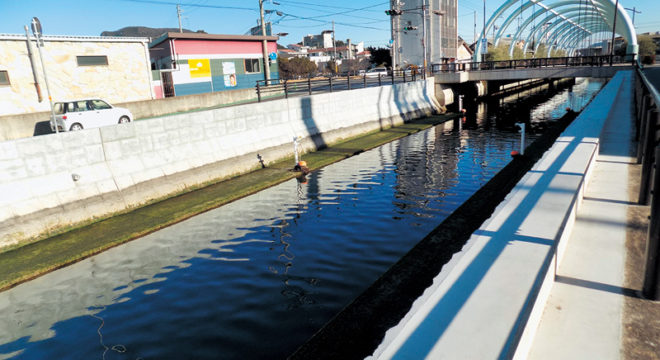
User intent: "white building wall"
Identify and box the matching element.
[0,35,153,116]
[394,0,457,69]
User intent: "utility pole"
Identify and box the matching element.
[391,0,397,71]
[482,0,486,61]
[609,0,619,65]
[30,17,58,134]
[624,7,641,25]
[474,10,477,44]
[177,4,183,33]
[332,20,337,73]
[421,1,427,71]
[259,0,271,82]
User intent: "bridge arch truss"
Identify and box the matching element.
[473,0,638,61]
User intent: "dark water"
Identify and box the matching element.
[0,78,604,360]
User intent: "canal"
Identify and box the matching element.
[0,78,605,359]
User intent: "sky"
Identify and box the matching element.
[1,0,659,48]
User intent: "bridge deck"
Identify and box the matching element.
[434,65,632,83]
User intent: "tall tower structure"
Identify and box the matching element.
[393,0,457,69]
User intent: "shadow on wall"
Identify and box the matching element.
[301,97,327,151]
[33,121,54,136]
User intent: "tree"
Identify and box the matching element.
[638,35,657,64]
[326,60,339,75]
[278,57,317,79]
[366,46,391,68]
[341,58,370,75]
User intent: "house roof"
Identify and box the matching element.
[0,33,150,43]
[150,32,278,48]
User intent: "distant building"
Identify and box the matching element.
[456,37,473,63]
[393,0,458,68]
[0,33,153,116]
[149,32,279,97]
[302,31,334,49]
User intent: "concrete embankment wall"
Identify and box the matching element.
[0,87,259,142]
[0,79,438,248]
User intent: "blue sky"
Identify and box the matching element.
[1,0,659,47]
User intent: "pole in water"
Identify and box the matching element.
[293,136,299,164]
[514,123,526,155]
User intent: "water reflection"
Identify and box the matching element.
[0,78,605,360]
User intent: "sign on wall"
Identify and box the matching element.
[222,61,237,87]
[188,59,211,78]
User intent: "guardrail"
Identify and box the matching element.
[431,55,635,73]
[255,69,427,102]
[634,65,660,300]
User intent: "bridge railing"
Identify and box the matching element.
[430,55,634,73]
[255,69,427,102]
[634,65,660,300]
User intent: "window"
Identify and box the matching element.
[244,58,260,73]
[77,55,108,66]
[0,70,9,85]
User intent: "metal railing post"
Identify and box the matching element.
[642,146,660,300]
[391,72,395,85]
[256,81,262,102]
[640,110,659,204]
[347,74,351,90]
[284,81,288,99]
[363,74,367,88]
[308,76,312,95]
[329,76,333,92]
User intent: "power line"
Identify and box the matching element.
[118,0,256,12]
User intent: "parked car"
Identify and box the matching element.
[50,99,133,132]
[365,67,388,78]
[358,69,366,76]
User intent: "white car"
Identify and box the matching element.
[50,99,133,132]
[365,67,388,78]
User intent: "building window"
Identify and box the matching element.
[244,58,260,73]
[0,70,9,85]
[76,55,108,66]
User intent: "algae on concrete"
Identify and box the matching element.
[0,114,457,292]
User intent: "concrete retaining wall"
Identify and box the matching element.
[0,79,438,248]
[0,87,259,142]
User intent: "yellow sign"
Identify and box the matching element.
[188,59,211,78]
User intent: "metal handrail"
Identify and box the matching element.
[430,55,634,74]
[635,63,660,300]
[255,69,428,103]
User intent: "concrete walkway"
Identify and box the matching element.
[526,73,637,359]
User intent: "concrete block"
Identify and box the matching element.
[0,142,19,160]
[225,117,247,134]
[24,155,48,177]
[113,175,135,190]
[62,130,102,148]
[43,152,72,174]
[130,167,165,185]
[0,181,32,207]
[73,163,114,183]
[161,160,191,176]
[99,122,136,142]
[102,141,124,161]
[56,183,102,205]
[25,171,74,198]
[0,158,27,182]
[150,132,171,150]
[96,178,119,194]
[84,144,106,164]
[107,156,146,177]
[135,117,164,135]
[12,194,61,217]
